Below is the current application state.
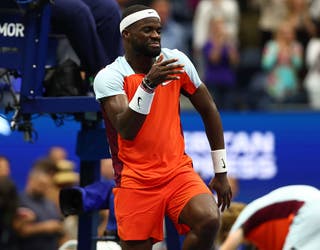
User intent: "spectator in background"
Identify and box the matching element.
[260,21,304,108]
[0,177,36,250]
[304,35,320,109]
[170,0,194,25]
[48,146,67,164]
[0,155,10,177]
[40,151,80,243]
[193,0,239,76]
[51,160,79,208]
[58,158,119,247]
[257,0,288,47]
[17,168,64,250]
[236,0,262,110]
[193,0,239,49]
[52,159,79,242]
[51,0,123,81]
[188,0,201,11]
[309,0,320,34]
[0,176,19,250]
[202,16,239,110]
[150,0,189,55]
[285,0,317,50]
[169,0,195,56]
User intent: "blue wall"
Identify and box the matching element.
[0,114,80,190]
[1,111,320,203]
[182,111,320,202]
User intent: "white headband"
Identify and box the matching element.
[120,9,161,33]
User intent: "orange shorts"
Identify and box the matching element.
[113,167,212,242]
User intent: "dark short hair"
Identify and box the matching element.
[122,4,150,20]
[32,157,57,176]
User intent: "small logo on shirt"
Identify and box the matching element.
[162,80,173,86]
[137,97,142,108]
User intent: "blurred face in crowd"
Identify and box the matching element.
[27,171,53,199]
[209,17,225,37]
[287,0,307,11]
[48,146,67,163]
[0,157,10,177]
[277,22,295,43]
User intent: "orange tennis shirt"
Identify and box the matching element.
[94,48,203,189]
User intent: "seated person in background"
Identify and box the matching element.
[0,176,19,250]
[0,176,36,250]
[47,146,68,164]
[50,0,124,80]
[17,168,64,250]
[31,156,79,243]
[220,185,320,250]
[59,158,117,240]
[285,0,317,50]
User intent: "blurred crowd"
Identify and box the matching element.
[1,0,320,112]
[0,147,115,250]
[118,0,320,111]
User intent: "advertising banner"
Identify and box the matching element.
[182,111,320,202]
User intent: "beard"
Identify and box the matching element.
[132,39,161,57]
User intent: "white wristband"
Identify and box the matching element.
[129,85,155,115]
[211,149,227,173]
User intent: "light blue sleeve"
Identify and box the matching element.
[262,41,278,70]
[162,48,202,88]
[93,66,125,100]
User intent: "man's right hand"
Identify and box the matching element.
[145,54,185,87]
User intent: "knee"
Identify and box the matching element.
[196,211,221,238]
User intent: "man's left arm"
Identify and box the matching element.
[188,83,232,211]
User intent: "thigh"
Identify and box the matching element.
[165,168,213,234]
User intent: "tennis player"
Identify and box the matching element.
[94,4,232,250]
